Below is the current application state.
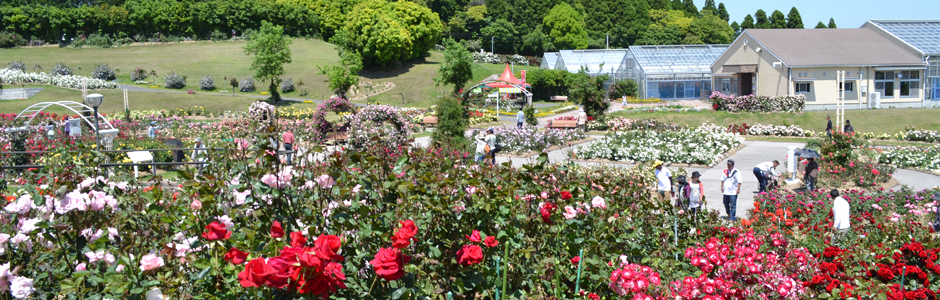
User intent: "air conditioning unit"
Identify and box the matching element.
[868,92,881,109]
[773,62,782,68]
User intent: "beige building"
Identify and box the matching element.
[711,28,931,110]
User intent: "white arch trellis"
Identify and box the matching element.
[461,81,533,112]
[6,101,120,149]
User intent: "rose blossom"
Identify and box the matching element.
[232,190,251,205]
[217,215,235,231]
[270,221,285,238]
[9,276,35,299]
[391,220,418,249]
[563,206,578,219]
[466,230,482,243]
[456,244,484,266]
[201,221,231,240]
[190,200,202,210]
[139,251,164,271]
[316,174,335,189]
[592,196,607,209]
[371,247,410,281]
[224,248,249,265]
[238,257,270,287]
[290,231,307,247]
[484,236,499,247]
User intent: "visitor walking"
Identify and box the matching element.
[516,108,524,129]
[192,138,206,175]
[622,95,627,108]
[147,121,160,138]
[844,120,855,134]
[653,160,673,203]
[577,109,587,131]
[62,116,71,137]
[282,130,295,165]
[804,157,818,191]
[721,160,742,222]
[45,121,55,140]
[686,171,704,218]
[474,132,487,162]
[826,115,832,138]
[753,160,779,193]
[485,128,500,165]
[831,189,850,235]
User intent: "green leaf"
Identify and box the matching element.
[72,271,91,277]
[391,287,407,299]
[194,267,211,280]
[193,258,211,269]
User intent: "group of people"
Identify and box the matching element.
[826,115,855,137]
[474,129,502,165]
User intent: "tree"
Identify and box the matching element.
[339,0,443,68]
[754,9,770,29]
[741,14,755,29]
[815,21,827,29]
[543,2,589,50]
[426,0,470,23]
[430,96,469,148]
[318,43,363,99]
[730,21,741,37]
[786,7,804,28]
[609,79,639,98]
[520,25,550,55]
[481,19,518,54]
[244,21,292,103]
[435,38,474,95]
[690,11,734,44]
[828,18,837,28]
[717,3,729,21]
[701,0,717,13]
[648,0,672,10]
[568,67,609,120]
[769,10,786,29]
[681,0,698,17]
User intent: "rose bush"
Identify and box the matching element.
[710,91,805,112]
[576,123,743,165]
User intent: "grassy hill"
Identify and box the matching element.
[0,39,539,114]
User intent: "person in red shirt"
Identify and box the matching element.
[282,130,295,165]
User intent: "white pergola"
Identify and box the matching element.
[5,101,119,148]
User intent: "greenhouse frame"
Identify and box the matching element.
[620,44,729,100]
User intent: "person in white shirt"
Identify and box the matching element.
[653,160,673,202]
[192,138,207,175]
[577,109,588,131]
[753,160,779,193]
[831,189,850,233]
[685,171,704,218]
[721,160,742,221]
[474,132,487,162]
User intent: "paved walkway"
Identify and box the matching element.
[0,88,44,100]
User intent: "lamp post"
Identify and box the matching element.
[85,93,103,147]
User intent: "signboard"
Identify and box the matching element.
[127,151,153,163]
[68,119,82,137]
[520,70,526,87]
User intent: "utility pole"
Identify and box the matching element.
[606,33,609,49]
[491,36,494,54]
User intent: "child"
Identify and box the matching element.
[684,171,704,218]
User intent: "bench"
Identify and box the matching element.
[548,120,579,129]
[549,96,568,101]
[422,117,438,127]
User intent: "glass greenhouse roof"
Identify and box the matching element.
[556,50,628,75]
[870,20,940,55]
[628,45,729,75]
[541,53,558,70]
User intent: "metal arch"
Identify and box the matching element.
[460,80,533,99]
[13,101,117,131]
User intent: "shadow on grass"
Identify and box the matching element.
[359,58,440,80]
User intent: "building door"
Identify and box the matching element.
[738,73,753,95]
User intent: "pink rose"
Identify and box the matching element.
[190,200,202,210]
[139,251,165,271]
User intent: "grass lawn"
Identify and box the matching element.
[0,39,539,110]
[609,108,940,133]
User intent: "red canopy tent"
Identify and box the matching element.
[496,64,530,87]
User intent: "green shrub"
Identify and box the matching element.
[84,33,112,48]
[6,61,25,72]
[523,105,538,126]
[130,68,148,81]
[199,74,215,91]
[280,76,295,93]
[239,77,255,92]
[0,32,26,48]
[91,63,116,80]
[163,71,186,89]
[609,79,639,98]
[53,63,72,75]
[431,96,469,148]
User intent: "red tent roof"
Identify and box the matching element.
[497,64,522,85]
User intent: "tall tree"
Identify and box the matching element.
[786,7,804,28]
[769,10,786,29]
[730,21,740,36]
[754,9,770,29]
[426,0,470,23]
[815,21,827,28]
[701,0,717,13]
[828,18,837,28]
[648,0,671,10]
[717,3,729,21]
[435,38,474,95]
[481,19,518,53]
[681,0,698,16]
[317,45,363,99]
[520,25,550,55]
[741,14,755,30]
[543,2,589,50]
[244,21,292,103]
[690,11,733,44]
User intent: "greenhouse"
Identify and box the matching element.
[551,49,628,77]
[863,20,940,101]
[540,52,558,70]
[618,44,728,100]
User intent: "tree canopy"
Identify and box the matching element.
[786,7,804,29]
[244,21,292,84]
[754,9,770,29]
[543,2,589,50]
[318,44,363,99]
[769,10,786,29]
[815,21,827,29]
[828,18,837,28]
[337,0,443,68]
[435,38,474,95]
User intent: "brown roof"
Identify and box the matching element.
[744,28,926,67]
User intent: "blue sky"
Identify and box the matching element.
[704,0,939,28]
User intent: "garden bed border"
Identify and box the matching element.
[568,142,746,168]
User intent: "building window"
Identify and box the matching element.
[899,70,920,97]
[838,82,854,92]
[796,82,811,93]
[875,71,895,97]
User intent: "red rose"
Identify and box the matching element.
[570,256,581,266]
[484,236,499,247]
[201,221,231,241]
[237,257,270,288]
[371,247,411,281]
[224,247,249,265]
[315,234,344,261]
[290,231,307,247]
[466,230,482,243]
[456,244,484,266]
[265,256,292,288]
[298,247,325,272]
[560,191,573,200]
[391,220,418,249]
[270,220,285,238]
[541,202,558,223]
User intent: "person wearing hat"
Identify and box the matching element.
[653,160,673,203]
[843,120,855,134]
[684,171,705,218]
[721,160,742,221]
[192,137,207,175]
[147,121,160,138]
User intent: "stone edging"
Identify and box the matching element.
[500,137,596,158]
[567,142,747,168]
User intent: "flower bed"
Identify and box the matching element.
[877,144,940,172]
[0,68,119,89]
[746,123,808,137]
[709,91,805,112]
[575,123,743,165]
[617,105,705,114]
[470,127,585,154]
